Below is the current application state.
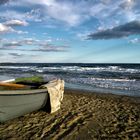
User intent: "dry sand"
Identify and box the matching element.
[0,89,140,140]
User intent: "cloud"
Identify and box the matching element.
[0,23,14,33]
[1,1,86,26]
[0,10,26,21]
[0,23,28,34]
[21,38,39,45]
[31,46,68,52]
[119,0,135,10]
[32,42,69,52]
[0,38,38,48]
[129,38,140,44]
[0,38,69,52]
[0,21,28,34]
[20,0,88,26]
[87,20,140,40]
[1,0,140,28]
[4,20,28,26]
[0,0,10,5]
[15,30,28,34]
[2,41,22,47]
[0,9,45,25]
[0,45,68,52]
[9,52,23,57]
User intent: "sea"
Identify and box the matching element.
[0,63,140,97]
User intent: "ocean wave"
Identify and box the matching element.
[89,77,136,82]
[0,66,31,69]
[42,66,140,73]
[0,65,140,74]
[0,64,140,93]
[65,77,140,91]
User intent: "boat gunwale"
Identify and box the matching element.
[0,89,48,96]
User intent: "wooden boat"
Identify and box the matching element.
[0,89,48,122]
[0,78,64,122]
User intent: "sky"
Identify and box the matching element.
[0,0,140,63]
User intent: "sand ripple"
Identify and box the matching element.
[0,90,140,140]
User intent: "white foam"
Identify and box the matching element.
[0,65,139,74]
[89,77,136,82]
[0,66,30,69]
[66,77,140,91]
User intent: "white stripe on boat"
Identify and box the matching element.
[1,79,15,83]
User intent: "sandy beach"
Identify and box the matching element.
[0,89,140,140]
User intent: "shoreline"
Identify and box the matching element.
[0,89,140,139]
[65,83,140,97]
[65,88,140,103]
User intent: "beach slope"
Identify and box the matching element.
[0,89,140,139]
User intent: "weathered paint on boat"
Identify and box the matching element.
[0,89,48,122]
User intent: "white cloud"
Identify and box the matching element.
[15,30,28,34]
[0,23,14,33]
[1,0,88,26]
[0,10,26,21]
[89,3,106,17]
[21,38,38,45]
[0,20,28,34]
[25,9,44,22]
[4,19,28,26]
[45,3,83,26]
[1,38,37,48]
[20,0,87,26]
[1,0,140,29]
[28,0,140,27]
[77,32,91,41]
[129,38,140,44]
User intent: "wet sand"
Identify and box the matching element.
[0,89,140,140]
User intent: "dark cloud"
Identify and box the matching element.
[9,53,23,57]
[0,35,70,53]
[87,20,140,40]
[0,0,10,5]
[3,41,22,47]
[0,38,69,52]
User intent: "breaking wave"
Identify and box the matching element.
[0,63,140,96]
